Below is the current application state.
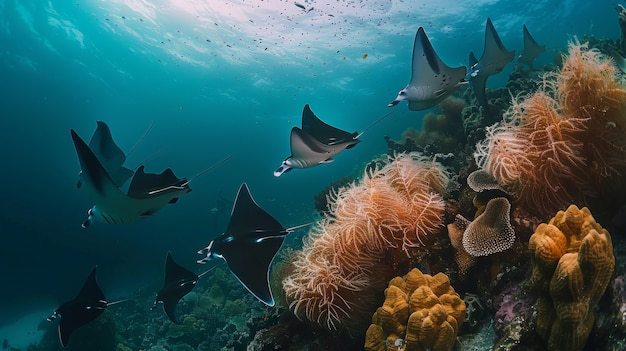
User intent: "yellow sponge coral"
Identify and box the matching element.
[365,269,466,351]
[528,205,615,351]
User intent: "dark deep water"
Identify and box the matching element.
[0,0,619,349]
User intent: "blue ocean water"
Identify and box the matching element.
[0,0,618,349]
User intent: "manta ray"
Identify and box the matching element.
[274,104,360,177]
[197,183,311,306]
[77,121,134,189]
[469,18,515,112]
[47,267,126,347]
[388,26,467,111]
[71,129,191,227]
[518,24,545,68]
[151,252,215,324]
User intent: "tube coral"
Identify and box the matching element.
[282,153,449,333]
[474,42,626,216]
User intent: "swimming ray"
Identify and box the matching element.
[77,121,133,189]
[71,129,191,227]
[197,183,311,306]
[388,26,467,111]
[301,104,358,145]
[151,252,215,324]
[469,18,515,112]
[518,24,545,68]
[46,267,127,347]
[274,104,360,177]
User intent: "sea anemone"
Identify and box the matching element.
[282,153,449,333]
[474,41,626,216]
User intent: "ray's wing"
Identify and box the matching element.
[477,18,515,73]
[470,18,515,111]
[219,234,284,306]
[88,121,134,188]
[300,104,357,145]
[127,166,189,198]
[156,252,199,324]
[219,183,287,306]
[226,183,284,234]
[409,27,467,95]
[518,24,545,68]
[71,130,130,202]
[387,27,466,111]
[290,127,336,161]
[72,130,186,225]
[56,267,106,347]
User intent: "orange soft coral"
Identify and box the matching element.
[474,42,626,216]
[557,42,626,179]
[282,153,449,333]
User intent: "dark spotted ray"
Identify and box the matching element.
[151,252,216,324]
[388,26,467,111]
[197,183,311,306]
[77,121,133,189]
[518,24,545,68]
[46,267,127,347]
[469,18,515,112]
[274,104,360,176]
[71,129,191,227]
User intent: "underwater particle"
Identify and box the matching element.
[362,53,368,59]
[179,105,184,110]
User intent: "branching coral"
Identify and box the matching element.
[528,205,615,351]
[364,268,466,351]
[282,153,449,333]
[474,42,626,216]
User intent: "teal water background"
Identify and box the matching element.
[0,0,617,336]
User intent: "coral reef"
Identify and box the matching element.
[385,97,467,161]
[364,268,466,351]
[528,205,615,351]
[447,215,476,279]
[474,42,626,217]
[313,175,353,216]
[282,153,449,333]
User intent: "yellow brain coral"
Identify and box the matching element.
[283,153,449,332]
[528,205,615,351]
[365,268,466,351]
